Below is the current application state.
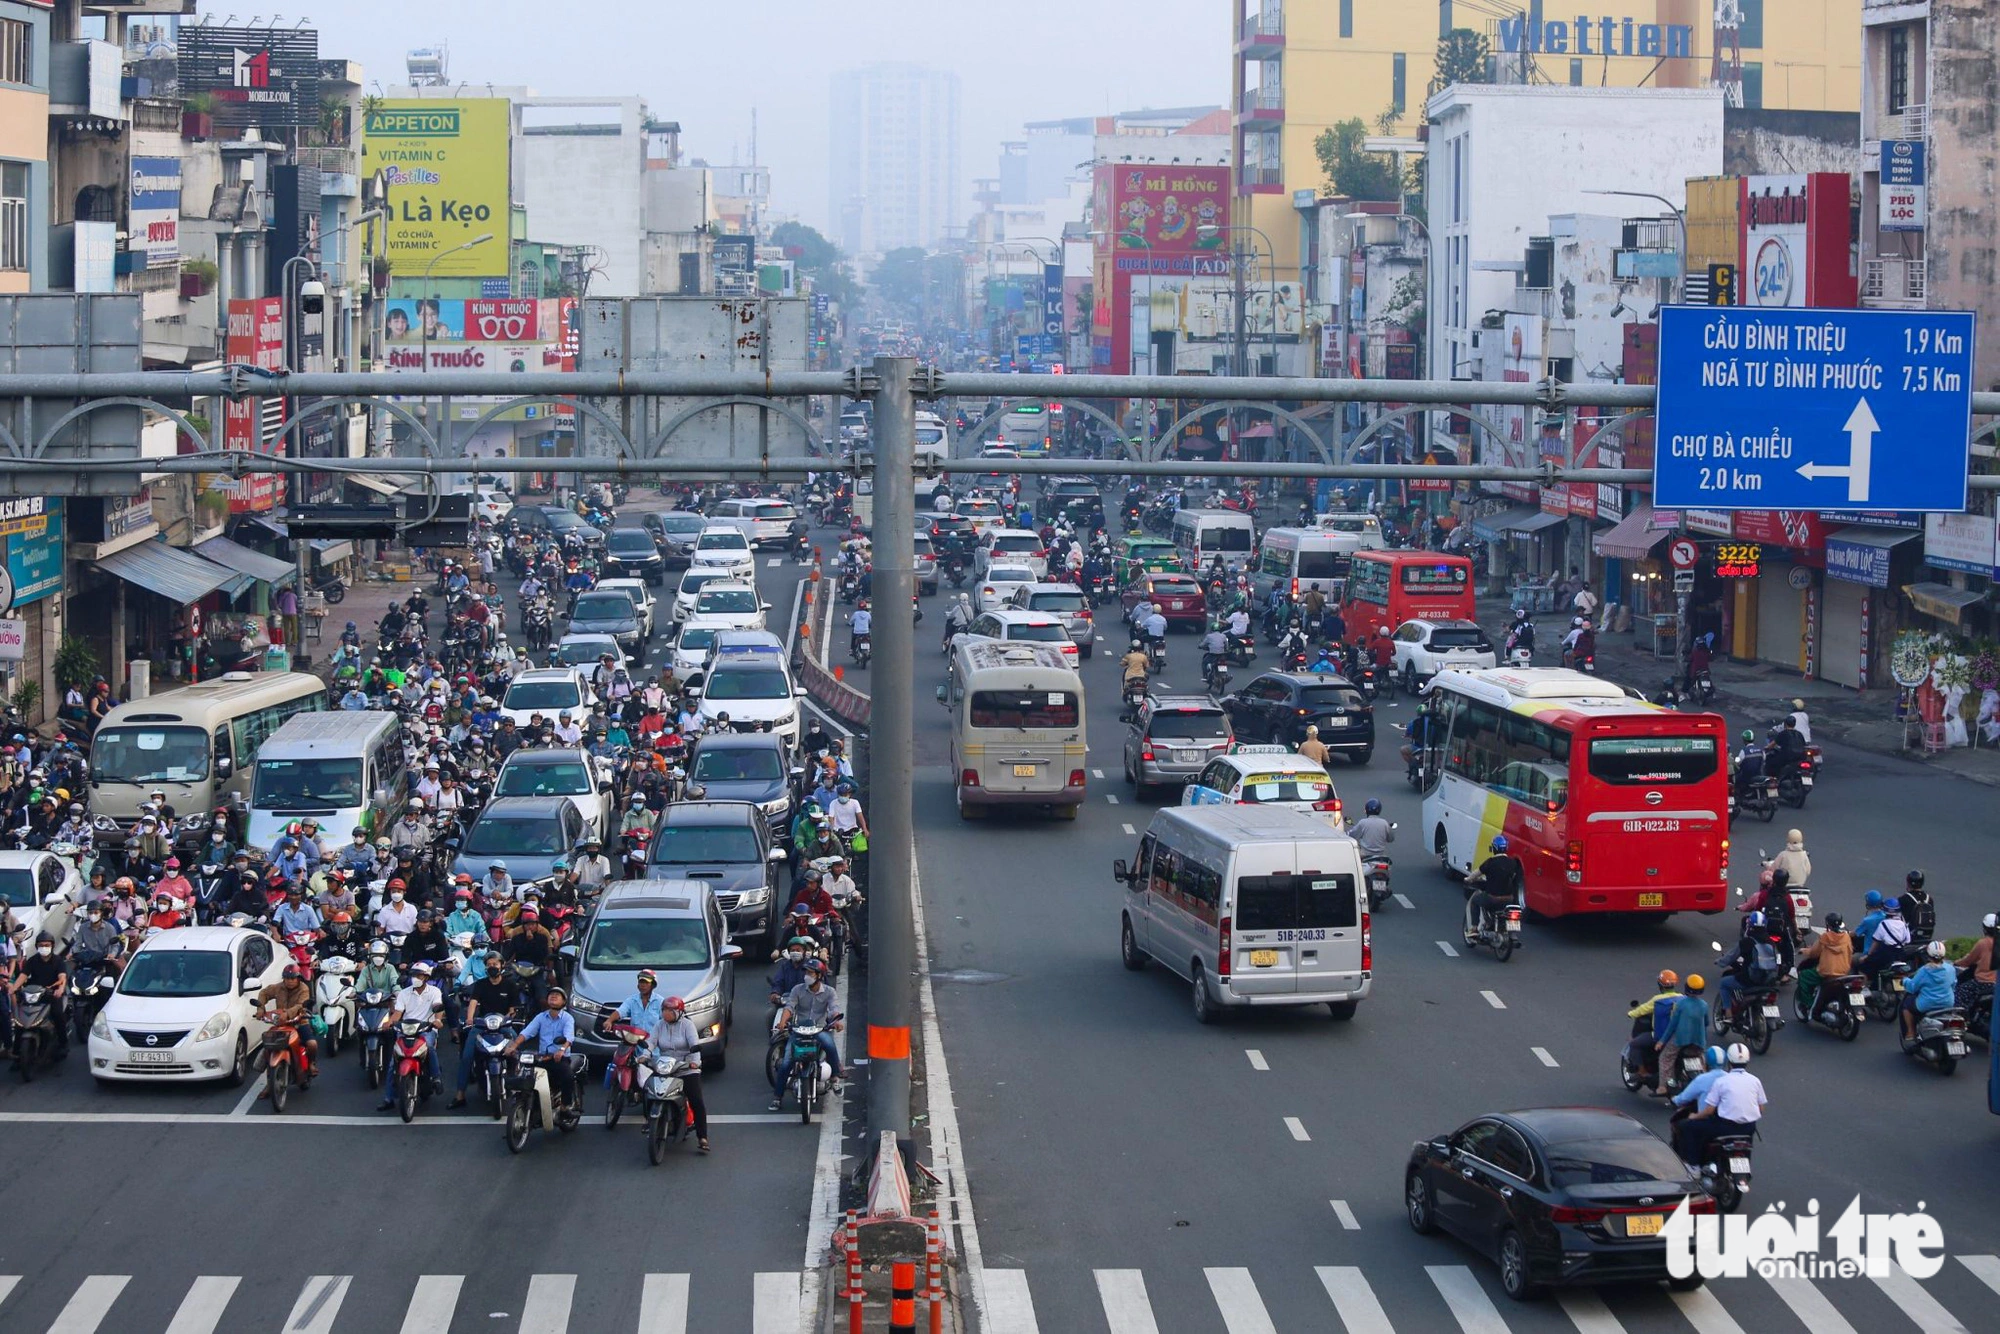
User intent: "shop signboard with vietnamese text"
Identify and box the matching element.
[384,298,540,343]
[1922,510,1997,576]
[177,25,320,130]
[0,496,64,607]
[362,100,511,279]
[1881,141,1925,233]
[223,298,284,513]
[129,153,181,269]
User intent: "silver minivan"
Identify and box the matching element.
[566,879,742,1069]
[1115,805,1372,1022]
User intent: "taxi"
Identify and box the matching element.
[1117,536,1184,576]
[1180,744,1346,831]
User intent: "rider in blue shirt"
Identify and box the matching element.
[1671,1046,1729,1109]
[612,969,665,1034]
[507,987,580,1107]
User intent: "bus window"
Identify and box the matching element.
[1586,736,1718,785]
[1348,558,1391,607]
[969,689,1079,729]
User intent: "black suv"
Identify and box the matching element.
[603,526,666,584]
[685,731,801,838]
[515,504,604,550]
[649,800,788,944]
[1219,671,1375,763]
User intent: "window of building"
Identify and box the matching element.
[1886,26,1911,114]
[1740,62,1763,110]
[0,162,26,272]
[0,19,29,87]
[1569,59,1583,87]
[1339,0,1353,39]
[1391,53,1406,114]
[1737,0,1764,49]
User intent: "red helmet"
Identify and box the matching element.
[662,995,686,1015]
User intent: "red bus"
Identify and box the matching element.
[1338,550,1475,638]
[1419,668,1729,917]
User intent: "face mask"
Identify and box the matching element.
[391,893,405,904]
[36,945,52,956]
[87,913,101,924]
[788,951,804,963]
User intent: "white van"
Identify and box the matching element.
[914,412,951,508]
[1313,511,1388,549]
[246,710,407,852]
[1116,805,1372,1021]
[1171,508,1257,571]
[710,497,799,549]
[1256,527,1364,591]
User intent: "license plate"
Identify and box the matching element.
[1249,948,1279,967]
[1800,775,1814,786]
[1761,1005,1781,1018]
[1729,1157,1752,1174]
[127,1049,175,1063]
[1175,751,1202,763]
[1637,893,1664,908]
[1012,764,1037,777]
[1948,1041,1967,1056]
[1325,712,1345,722]
[1849,994,1867,1006]
[1624,1214,1664,1237]
[1890,978,1905,992]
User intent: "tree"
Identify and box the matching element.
[1429,27,1491,99]
[1313,119,1400,202]
[870,247,930,313]
[770,221,855,306]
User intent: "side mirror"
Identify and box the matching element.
[788,767,806,779]
[1112,858,1130,884]
[720,943,743,960]
[761,603,773,612]
[240,977,261,993]
[558,943,579,961]
[794,687,808,698]
[685,686,703,700]
[768,847,789,863]
[214,757,232,779]
[934,685,947,703]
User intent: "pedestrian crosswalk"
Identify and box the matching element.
[973,1254,2000,1333]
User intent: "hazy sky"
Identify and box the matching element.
[293,0,1228,236]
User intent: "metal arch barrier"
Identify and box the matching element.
[444,392,635,464]
[30,396,211,460]
[639,393,819,463]
[257,394,440,464]
[1152,399,1334,466]
[1342,402,1521,470]
[945,397,1140,463]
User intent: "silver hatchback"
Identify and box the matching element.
[1122,695,1234,796]
[1007,582,1096,659]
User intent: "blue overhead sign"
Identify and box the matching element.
[1653,306,1976,513]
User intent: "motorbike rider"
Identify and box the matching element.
[1956,914,2000,1014]
[1296,725,1331,770]
[769,959,844,1110]
[848,600,873,661]
[649,995,711,1153]
[607,967,665,1037]
[1624,969,1683,1088]
[376,959,446,1111]
[335,828,377,878]
[449,948,523,1109]
[67,904,123,978]
[1795,911,1854,1016]
[1770,715,1809,773]
[502,907,557,1006]
[153,857,195,910]
[10,933,69,1058]
[1347,799,1394,859]
[1782,697,1812,744]
[1198,621,1229,681]
[1852,889,1889,948]
[504,985,580,1111]
[1137,605,1168,654]
[1898,870,1937,946]
[253,964,318,1091]
[272,884,323,941]
[1902,940,1958,1041]
[1856,897,1914,986]
[768,938,814,1004]
[1669,1045,1730,1113]
[373,880,419,941]
[444,887,489,947]
[1119,640,1151,694]
[404,910,453,969]
[1674,1043,1764,1165]
[1655,974,1710,1096]
[1733,730,1769,799]
[1768,828,1813,890]
[317,912,369,966]
[480,859,516,904]
[1464,835,1524,943]
[1713,910,1793,1024]
[356,938,400,998]
[572,837,614,892]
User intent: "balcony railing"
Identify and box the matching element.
[296,146,357,176]
[1238,85,1284,115]
[1862,257,1926,305]
[1880,103,1928,141]
[1239,8,1285,44]
[1239,166,1284,188]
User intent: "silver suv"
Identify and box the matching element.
[1122,695,1234,796]
[567,880,741,1070]
[1007,582,1096,659]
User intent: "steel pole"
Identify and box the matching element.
[867,355,918,1155]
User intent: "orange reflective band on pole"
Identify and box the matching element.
[890,1260,916,1334]
[868,1024,912,1060]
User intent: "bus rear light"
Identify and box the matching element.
[1218,916,1232,976]
[960,769,980,788]
[1566,839,1584,885]
[1068,769,1087,788]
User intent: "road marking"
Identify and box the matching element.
[47,1275,129,1334]
[281,1276,350,1334]
[1393,893,1415,910]
[1245,1049,1268,1070]
[752,1273,801,1334]
[1668,1285,1747,1334]
[396,1276,462,1334]
[767,556,782,567]
[1093,1270,1159,1334]
[1106,794,1120,805]
[519,1274,575,1334]
[1316,1267,1390,1334]
[1763,1273,1857,1333]
[1435,940,1459,957]
[1962,1255,2000,1296]
[1121,823,1136,836]
[1092,768,1105,778]
[228,1074,261,1117]
[1532,1046,1559,1067]
[1284,1116,1310,1141]
[1558,1290,1627,1333]
[1203,1269,1277,1334]
[982,1269,1040,1333]
[0,1278,15,1315]
[0,1110,796,1128]
[800,967,851,1324]
[164,1277,240,1334]
[637,1274,690,1334]
[1330,1199,1361,1231]
[1426,1265,1508,1334]
[1481,990,1506,1009]
[1875,1268,1968,1333]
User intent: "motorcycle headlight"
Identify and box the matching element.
[90,1011,111,1041]
[196,1011,234,1043]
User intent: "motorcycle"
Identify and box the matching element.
[1868,960,1914,1024]
[467,1013,517,1117]
[829,880,867,976]
[1692,669,1717,704]
[601,1022,651,1129]
[851,633,872,667]
[1364,853,1394,912]
[1201,658,1231,696]
[356,987,395,1089]
[1352,661,1381,700]
[315,956,358,1055]
[310,573,347,605]
[69,960,116,1045]
[642,1053,695,1165]
[776,1021,834,1124]
[1619,1028,1705,1095]
[502,1049,587,1152]
[391,1018,438,1122]
[1119,678,1148,725]
[1145,637,1166,673]
[1225,634,1256,668]
[1461,874,1522,961]
[1731,765,1780,825]
[259,1012,313,1113]
[1902,1005,1969,1076]
[1710,973,1783,1055]
[10,984,63,1080]
[1793,967,1867,1041]
[192,862,232,924]
[1774,756,1814,808]
[1672,1106,1754,1213]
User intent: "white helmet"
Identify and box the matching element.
[1926,940,1948,960]
[1725,1043,1751,1067]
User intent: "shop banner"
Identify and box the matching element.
[1826,535,1896,588]
[2,496,63,608]
[1730,510,1826,550]
[1923,510,1998,575]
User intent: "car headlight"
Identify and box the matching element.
[180,813,209,831]
[684,990,719,1015]
[90,1011,111,1041]
[759,798,790,816]
[736,886,770,907]
[195,1011,234,1043]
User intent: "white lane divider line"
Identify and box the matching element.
[636,1274,690,1334]
[1873,1268,1968,1333]
[1121,823,1136,836]
[281,1276,350,1334]
[751,1273,801,1334]
[395,1277,463,1334]
[47,1275,129,1334]
[1435,940,1459,957]
[981,1269,1040,1334]
[1245,1049,1269,1071]
[1763,1273,1858,1334]
[1202,1268,1278,1334]
[1558,1289,1627,1333]
[1426,1265,1509,1334]
[1316,1267,1390,1334]
[1093,1270,1159,1334]
[165,1276,241,1334]
[1393,893,1415,910]
[1092,768,1105,778]
[1284,1116,1311,1142]
[1106,794,1120,804]
[519,1274,576,1334]
[1668,1284,1747,1334]
[1481,990,1506,1009]
[1532,1046,1559,1067]
[1330,1199,1361,1231]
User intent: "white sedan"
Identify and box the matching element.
[975,563,1039,614]
[0,849,82,951]
[691,581,770,631]
[689,527,757,581]
[88,925,290,1085]
[1390,618,1498,694]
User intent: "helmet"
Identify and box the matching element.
[1741,729,1756,743]
[281,964,302,981]
[330,912,352,926]
[1864,890,1884,909]
[661,994,686,1015]
[1657,969,1679,989]
[454,872,474,885]
[1703,1045,1726,1070]
[1364,799,1382,816]
[1823,912,1844,930]
[1925,940,1948,960]
[1906,869,1926,889]
[804,958,828,974]
[1745,910,1766,928]
[1685,974,1706,993]
[1887,897,1904,915]
[1725,1042,1750,1067]
[1791,698,1805,712]
[1130,639,1142,652]
[1985,913,1998,932]
[635,968,657,984]
[368,940,389,958]
[1489,834,1508,853]
[519,908,540,922]
[165,857,181,870]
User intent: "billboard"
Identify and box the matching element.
[1741,174,1855,308]
[1880,141,1926,233]
[223,297,284,513]
[129,153,181,270]
[1096,163,1231,259]
[383,298,541,343]
[178,25,320,130]
[380,341,563,374]
[362,100,511,279]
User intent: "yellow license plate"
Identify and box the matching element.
[1012,764,1037,777]
[1250,949,1280,967]
[1624,1213,1664,1237]
[1637,893,1664,908]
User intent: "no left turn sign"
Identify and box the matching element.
[1668,538,1699,571]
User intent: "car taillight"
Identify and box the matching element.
[1068,769,1086,788]
[1361,911,1371,971]
[1077,609,1092,621]
[1549,1205,1609,1223]
[1141,747,1155,761]
[960,769,980,788]
[1218,915,1232,976]
[1032,549,1047,559]
[1567,839,1584,884]
[1313,798,1342,816]
[1688,1195,1718,1214]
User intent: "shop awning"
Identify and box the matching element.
[1826,525,1921,588]
[195,536,297,586]
[309,539,354,564]
[95,542,240,606]
[1903,582,1985,625]
[344,472,402,499]
[1470,506,1539,541]
[1592,503,1665,560]
[1512,509,1567,534]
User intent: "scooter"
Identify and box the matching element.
[1901,1005,1969,1075]
[642,1053,696,1165]
[391,1018,438,1122]
[1710,970,1784,1055]
[310,573,347,605]
[69,960,117,1045]
[1792,965,1867,1041]
[601,1022,651,1128]
[356,988,395,1089]
[9,984,63,1081]
[1119,678,1148,725]
[1619,1028,1705,1095]
[1868,961,1914,1024]
[1364,852,1394,911]
[467,1013,517,1117]
[1461,876,1522,962]
[1672,1105,1755,1213]
[1202,658,1232,696]
[851,633,872,667]
[315,956,357,1055]
[777,1021,835,1124]
[502,1049,587,1152]
[259,1012,313,1113]
[1225,634,1256,668]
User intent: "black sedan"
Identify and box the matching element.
[1405,1107,1712,1299]
[1219,671,1374,762]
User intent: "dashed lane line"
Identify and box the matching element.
[1393,893,1415,910]
[1435,940,1459,957]
[1284,1116,1310,1142]
[1481,990,1506,1009]
[1245,1049,1268,1071]
[1532,1047,1559,1068]
[1329,1200,1361,1231]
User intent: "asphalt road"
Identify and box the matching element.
[909,542,2000,1332]
[0,494,858,1334]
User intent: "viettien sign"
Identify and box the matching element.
[1653,306,1976,513]
[1496,14,1691,57]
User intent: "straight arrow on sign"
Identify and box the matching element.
[1796,397,1879,503]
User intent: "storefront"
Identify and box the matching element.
[1591,502,1668,624]
[91,541,290,688]
[1906,510,1997,636]
[1822,527,1922,689]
